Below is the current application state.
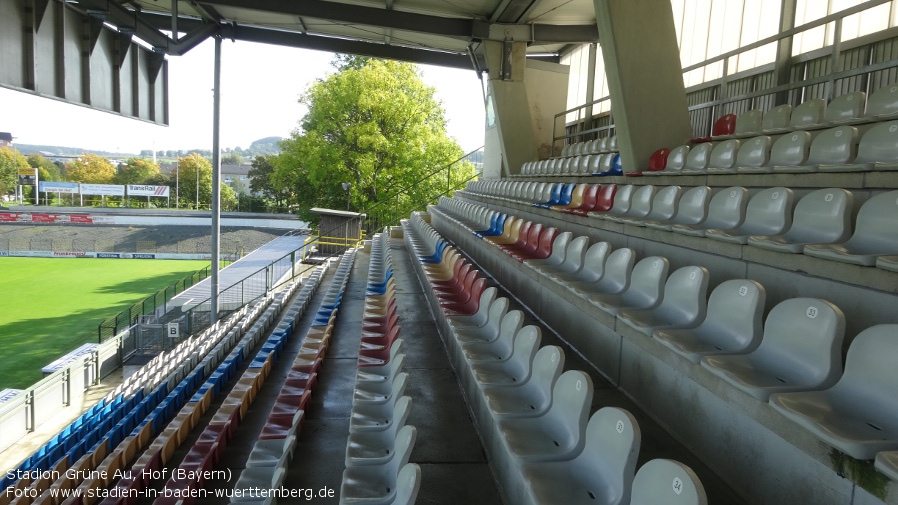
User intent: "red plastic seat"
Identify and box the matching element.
[586,183,617,214]
[693,113,737,142]
[292,356,323,375]
[358,336,402,362]
[562,184,600,216]
[361,325,401,347]
[435,270,479,303]
[442,277,488,316]
[510,227,558,262]
[363,311,399,334]
[259,410,305,440]
[431,260,467,287]
[625,147,670,176]
[501,222,543,256]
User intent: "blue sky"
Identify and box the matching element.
[0,39,487,155]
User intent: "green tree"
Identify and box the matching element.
[27,153,61,181]
[172,153,212,209]
[0,147,28,195]
[65,153,116,184]
[249,154,292,208]
[273,57,474,225]
[115,157,161,185]
[221,153,244,166]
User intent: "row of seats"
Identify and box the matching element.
[559,135,618,158]
[519,152,623,177]
[403,213,711,505]
[431,200,898,468]
[340,232,421,505]
[461,181,898,270]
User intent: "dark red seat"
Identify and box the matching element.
[501,222,543,256]
[625,147,670,176]
[585,183,617,215]
[510,226,558,262]
[435,269,479,303]
[361,325,401,346]
[259,410,304,440]
[442,277,488,316]
[431,260,468,287]
[562,184,600,215]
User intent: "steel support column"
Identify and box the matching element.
[211,35,222,323]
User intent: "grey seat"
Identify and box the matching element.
[246,436,296,468]
[729,109,763,138]
[826,91,866,125]
[679,142,714,174]
[556,241,612,290]
[613,185,657,224]
[353,372,409,406]
[654,279,766,363]
[480,345,565,420]
[748,188,853,253]
[764,131,812,172]
[339,425,416,505]
[864,84,898,121]
[449,295,508,343]
[876,255,898,272]
[470,325,542,388]
[459,309,524,367]
[701,298,845,401]
[790,97,826,129]
[702,139,740,173]
[591,184,634,220]
[672,187,748,237]
[723,135,771,173]
[820,120,898,172]
[804,190,898,266]
[646,186,710,231]
[761,104,793,133]
[651,145,689,176]
[617,266,709,336]
[593,153,614,175]
[392,463,421,505]
[525,232,572,270]
[875,452,898,482]
[769,324,898,460]
[634,185,681,227]
[775,126,857,173]
[536,235,589,279]
[590,256,669,316]
[350,381,411,432]
[630,459,707,505]
[446,286,498,328]
[345,396,413,466]
[706,187,794,244]
[519,407,641,505]
[570,247,635,299]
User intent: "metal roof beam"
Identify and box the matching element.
[76,0,173,49]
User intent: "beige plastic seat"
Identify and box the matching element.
[590,256,669,316]
[630,459,707,505]
[701,298,845,401]
[645,186,710,231]
[748,188,853,253]
[706,187,794,244]
[803,190,898,266]
[654,279,765,363]
[339,425,416,505]
[770,324,898,460]
[672,187,748,237]
[617,266,709,336]
[519,407,641,505]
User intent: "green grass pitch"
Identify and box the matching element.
[0,257,209,390]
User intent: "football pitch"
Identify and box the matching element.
[0,257,209,390]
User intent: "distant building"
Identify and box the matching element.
[222,164,257,196]
[0,132,12,147]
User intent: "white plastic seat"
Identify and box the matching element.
[612,185,656,224]
[679,142,714,174]
[803,190,898,266]
[392,463,421,505]
[535,235,589,279]
[875,452,898,482]
[353,372,408,406]
[451,297,509,347]
[350,382,410,432]
[590,256,669,316]
[761,104,792,133]
[748,188,853,253]
[645,185,709,231]
[653,145,689,175]
[769,324,898,460]
[876,255,898,272]
[630,459,707,505]
[701,298,845,401]
[555,241,612,288]
[706,187,794,244]
[617,266,709,336]
[774,126,857,173]
[672,187,748,237]
[864,84,898,120]
[727,135,771,173]
[525,232,572,269]
[339,425,416,505]
[345,396,413,466]
[232,467,286,503]
[654,279,766,363]
[246,436,296,468]
[701,139,740,173]
[820,120,898,172]
[520,407,641,505]
[446,287,498,329]
[634,185,681,227]
[826,91,866,125]
[470,326,541,388]
[480,345,565,420]
[591,185,634,220]
[459,310,524,366]
[765,131,811,172]
[790,98,826,129]
[729,109,762,138]
[570,247,634,299]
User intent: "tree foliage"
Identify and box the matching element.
[273,57,475,226]
[249,154,292,206]
[171,153,213,209]
[0,147,28,195]
[115,157,161,185]
[65,153,116,184]
[27,153,61,182]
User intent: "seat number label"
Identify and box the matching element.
[673,477,683,495]
[616,420,625,434]
[807,307,818,319]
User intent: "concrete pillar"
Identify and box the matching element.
[593,0,692,170]
[482,40,568,178]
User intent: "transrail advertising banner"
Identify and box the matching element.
[79,184,125,196]
[127,185,170,197]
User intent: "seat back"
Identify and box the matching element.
[576,242,611,282]
[790,98,826,127]
[547,184,564,205]
[480,297,510,340]
[770,131,811,166]
[568,184,587,207]
[502,218,524,243]
[762,104,792,130]
[608,154,623,175]
[712,113,737,135]
[741,187,794,235]
[626,185,656,218]
[597,153,614,174]
[508,325,541,373]
[607,135,618,151]
[647,147,670,172]
[806,126,858,165]
[837,325,898,408]
[657,266,710,324]
[645,185,682,222]
[784,188,853,244]
[630,459,708,505]
[594,248,635,293]
[545,371,594,453]
[513,221,533,248]
[578,184,601,210]
[543,232,572,265]
[734,109,762,135]
[559,235,589,272]
[393,463,422,505]
[594,184,618,212]
[387,425,417,485]
[708,139,740,169]
[559,184,576,205]
[702,279,766,351]
[865,84,898,117]
[578,155,593,174]
[589,154,604,174]
[850,190,898,246]
[703,187,748,229]
[666,145,690,171]
[522,223,545,253]
[736,136,772,168]
[493,310,525,356]
[532,227,559,259]
[756,298,845,386]
[528,345,565,398]
[670,186,711,226]
[855,120,898,164]
[579,407,642,505]
[684,143,713,170]
[825,91,866,122]
[622,256,669,308]
[608,185,635,215]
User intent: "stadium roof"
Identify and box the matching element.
[71,0,600,70]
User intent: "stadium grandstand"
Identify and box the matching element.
[3,0,898,504]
